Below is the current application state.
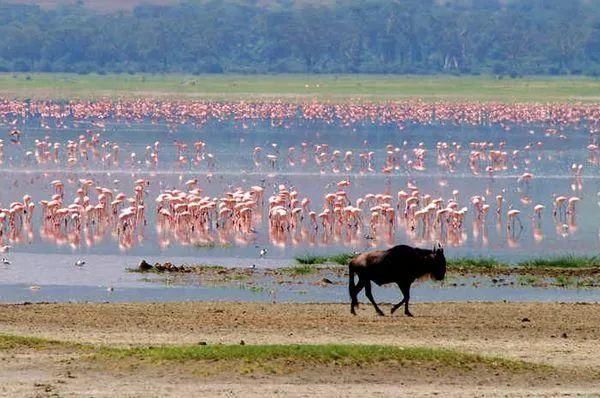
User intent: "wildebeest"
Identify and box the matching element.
[348,243,446,317]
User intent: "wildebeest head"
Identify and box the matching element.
[430,242,446,281]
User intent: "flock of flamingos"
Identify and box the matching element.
[0,99,598,255]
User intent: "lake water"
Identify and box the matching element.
[0,115,598,302]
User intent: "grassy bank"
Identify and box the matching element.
[295,253,355,266]
[0,334,541,374]
[293,253,599,269]
[127,254,599,288]
[285,254,600,286]
[102,343,538,372]
[0,334,74,350]
[0,73,598,103]
[449,255,599,270]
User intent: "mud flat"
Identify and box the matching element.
[0,301,599,397]
[132,261,600,289]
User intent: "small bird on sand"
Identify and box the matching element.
[75,259,86,267]
[1,258,10,265]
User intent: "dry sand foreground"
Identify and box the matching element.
[0,301,599,397]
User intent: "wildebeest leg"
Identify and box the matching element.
[400,283,413,317]
[364,280,384,316]
[349,271,364,315]
[349,270,357,314]
[390,283,406,314]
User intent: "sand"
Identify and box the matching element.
[0,301,599,397]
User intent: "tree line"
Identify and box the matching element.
[0,0,598,76]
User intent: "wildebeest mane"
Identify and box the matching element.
[381,245,436,272]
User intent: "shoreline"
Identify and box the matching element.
[1,73,600,103]
[0,257,598,304]
[130,258,600,289]
[0,301,598,396]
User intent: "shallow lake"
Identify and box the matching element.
[0,116,598,302]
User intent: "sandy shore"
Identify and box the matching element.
[0,301,599,397]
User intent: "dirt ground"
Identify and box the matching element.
[0,301,599,397]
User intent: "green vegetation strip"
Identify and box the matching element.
[294,254,599,269]
[517,256,600,269]
[97,344,539,372]
[449,255,599,270]
[0,334,81,350]
[282,264,320,276]
[0,334,542,372]
[1,74,599,103]
[448,258,502,269]
[295,253,355,265]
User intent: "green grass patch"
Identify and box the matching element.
[295,255,330,265]
[517,275,543,287]
[448,255,599,270]
[0,332,545,374]
[327,253,355,265]
[518,256,599,269]
[0,332,555,381]
[126,267,156,274]
[281,264,319,276]
[194,264,226,270]
[0,334,78,350]
[97,343,540,372]
[554,275,576,288]
[1,73,599,103]
[294,252,355,266]
[448,257,502,269]
[237,284,266,293]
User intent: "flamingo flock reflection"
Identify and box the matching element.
[0,170,592,253]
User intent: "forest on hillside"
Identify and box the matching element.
[0,0,599,76]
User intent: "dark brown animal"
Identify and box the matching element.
[348,243,446,317]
